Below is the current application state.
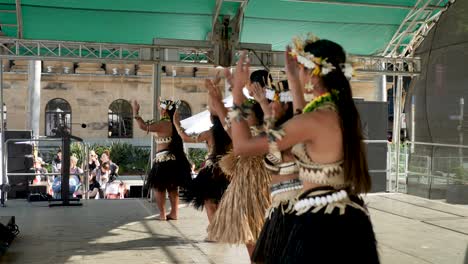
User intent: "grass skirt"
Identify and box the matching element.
[279,187,380,263]
[207,153,271,244]
[147,151,192,192]
[182,159,229,210]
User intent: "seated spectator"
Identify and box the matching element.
[51,174,80,199]
[70,155,84,180]
[104,181,121,199]
[70,155,84,197]
[87,175,102,199]
[100,150,119,180]
[32,157,48,185]
[52,149,62,174]
[88,150,100,172]
[91,162,111,186]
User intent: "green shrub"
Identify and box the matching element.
[70,143,84,167]
[451,166,468,184]
[188,148,207,169]
[87,142,150,175]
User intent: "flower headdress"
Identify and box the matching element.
[265,80,293,103]
[159,99,180,111]
[289,34,354,80]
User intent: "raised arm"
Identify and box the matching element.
[132,100,168,133]
[205,78,233,137]
[286,46,307,112]
[249,82,272,117]
[229,51,313,156]
[173,111,211,143]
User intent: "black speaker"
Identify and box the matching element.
[0,216,18,248]
[3,130,33,198]
[355,101,388,192]
[129,185,148,198]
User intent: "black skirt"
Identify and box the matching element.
[277,188,380,264]
[252,201,295,264]
[147,150,192,191]
[182,159,229,210]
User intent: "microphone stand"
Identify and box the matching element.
[49,125,83,207]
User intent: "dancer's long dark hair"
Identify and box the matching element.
[210,115,232,157]
[250,69,273,88]
[250,70,271,126]
[166,106,186,158]
[304,39,371,194]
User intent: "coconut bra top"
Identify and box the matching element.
[263,152,299,176]
[153,134,172,144]
[291,143,346,188]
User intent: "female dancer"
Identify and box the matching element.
[173,100,232,223]
[246,80,304,263]
[206,69,272,258]
[133,99,192,221]
[211,38,379,263]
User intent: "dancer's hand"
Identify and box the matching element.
[249,83,267,105]
[205,79,222,101]
[132,100,140,114]
[205,79,224,113]
[285,46,300,79]
[232,51,250,98]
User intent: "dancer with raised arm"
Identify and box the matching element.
[211,36,379,263]
[133,99,191,221]
[246,80,304,263]
[173,87,232,223]
[206,70,272,258]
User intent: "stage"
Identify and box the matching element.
[0,193,467,264]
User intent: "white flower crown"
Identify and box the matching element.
[265,88,293,102]
[160,99,180,111]
[290,35,354,80]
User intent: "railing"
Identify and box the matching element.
[1,137,88,206]
[387,142,410,192]
[397,141,468,202]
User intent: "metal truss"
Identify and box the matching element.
[247,50,421,76]
[283,0,445,10]
[382,0,453,58]
[351,55,421,76]
[0,38,214,65]
[0,38,420,75]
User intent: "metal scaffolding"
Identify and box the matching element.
[0,38,421,76]
[284,0,446,10]
[382,0,453,58]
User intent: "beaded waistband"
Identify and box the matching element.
[153,151,176,163]
[293,187,368,216]
[266,180,303,219]
[270,179,303,196]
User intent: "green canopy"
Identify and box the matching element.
[0,0,449,55]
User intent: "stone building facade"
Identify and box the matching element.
[2,60,383,146]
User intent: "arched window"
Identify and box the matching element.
[178,101,192,120]
[108,99,133,138]
[45,98,72,136]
